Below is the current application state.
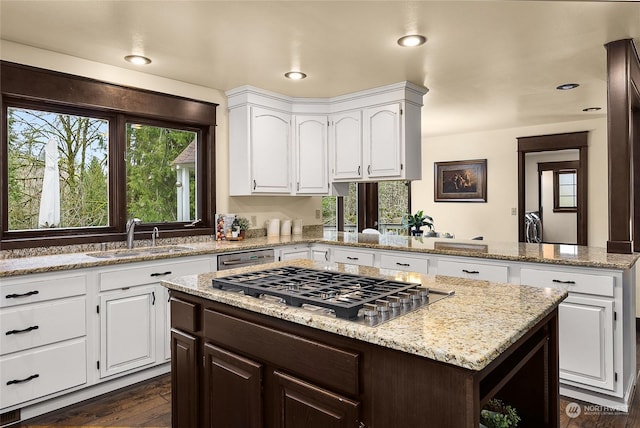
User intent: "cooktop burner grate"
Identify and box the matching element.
[212,266,432,320]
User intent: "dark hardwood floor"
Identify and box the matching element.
[13,334,640,428]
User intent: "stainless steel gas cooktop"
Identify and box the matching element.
[212,266,454,326]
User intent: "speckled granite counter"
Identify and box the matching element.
[161,258,567,371]
[320,231,640,270]
[2,231,637,277]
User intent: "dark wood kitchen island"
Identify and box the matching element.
[162,259,566,428]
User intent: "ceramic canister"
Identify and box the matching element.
[292,218,303,235]
[280,219,292,236]
[266,218,280,237]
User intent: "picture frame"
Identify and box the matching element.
[434,159,487,202]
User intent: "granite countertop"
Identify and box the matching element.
[1,231,638,277]
[162,259,567,371]
[320,231,640,270]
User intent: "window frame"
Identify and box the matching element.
[1,61,217,249]
[553,169,578,213]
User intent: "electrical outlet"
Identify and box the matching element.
[251,215,257,226]
[511,208,517,216]
[316,209,321,219]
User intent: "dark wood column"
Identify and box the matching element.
[605,39,640,254]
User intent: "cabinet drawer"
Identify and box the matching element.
[1,274,86,308]
[99,258,211,291]
[380,253,429,274]
[437,259,509,283]
[1,296,86,355]
[520,268,614,297]
[331,248,374,267]
[0,338,87,408]
[171,297,199,333]
[204,309,360,396]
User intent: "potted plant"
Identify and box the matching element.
[402,210,434,236]
[480,399,520,428]
[237,216,250,238]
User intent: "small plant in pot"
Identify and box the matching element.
[402,210,434,236]
[237,216,250,238]
[480,399,520,428]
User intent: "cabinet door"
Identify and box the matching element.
[274,370,359,428]
[251,106,291,193]
[331,110,362,181]
[99,285,156,377]
[296,115,329,194]
[171,329,199,428]
[164,288,172,361]
[204,343,263,428]
[365,103,402,178]
[559,295,615,391]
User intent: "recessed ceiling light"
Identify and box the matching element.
[582,107,602,112]
[397,35,427,47]
[124,55,152,65]
[285,71,307,80]
[556,83,579,90]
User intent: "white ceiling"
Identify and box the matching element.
[1,1,639,137]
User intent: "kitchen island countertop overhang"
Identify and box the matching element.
[161,258,567,371]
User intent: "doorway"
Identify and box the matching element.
[538,160,579,244]
[517,132,588,246]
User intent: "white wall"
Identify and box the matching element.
[411,117,609,247]
[0,41,322,229]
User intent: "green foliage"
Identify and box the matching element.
[402,210,434,232]
[480,399,520,428]
[237,216,250,231]
[126,124,194,222]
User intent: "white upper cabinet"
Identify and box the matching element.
[329,82,427,182]
[330,110,363,180]
[251,106,291,193]
[295,115,329,194]
[226,82,427,195]
[365,103,402,178]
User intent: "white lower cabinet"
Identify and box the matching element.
[278,245,311,261]
[379,252,429,274]
[0,338,87,409]
[0,271,88,411]
[520,265,633,408]
[436,258,509,283]
[96,257,213,379]
[558,295,615,391]
[99,285,157,378]
[330,247,375,267]
[310,245,331,262]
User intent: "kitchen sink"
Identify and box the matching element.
[87,245,194,259]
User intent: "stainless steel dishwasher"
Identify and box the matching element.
[216,248,275,270]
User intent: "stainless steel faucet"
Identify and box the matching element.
[125,218,141,249]
[151,227,159,247]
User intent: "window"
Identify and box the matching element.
[322,181,409,234]
[1,61,217,249]
[554,170,577,212]
[126,123,197,223]
[8,107,109,230]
